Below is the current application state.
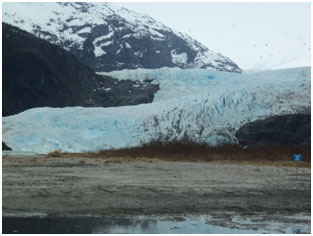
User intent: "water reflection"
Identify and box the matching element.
[92,218,158,234]
[3,216,265,234]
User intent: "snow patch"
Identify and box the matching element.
[101,41,113,47]
[93,46,107,57]
[171,50,188,65]
[93,31,114,44]
[76,26,91,34]
[92,32,115,57]
[134,51,143,58]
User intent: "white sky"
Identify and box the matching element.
[116,2,311,71]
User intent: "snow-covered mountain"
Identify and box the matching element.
[3,67,310,154]
[3,2,242,73]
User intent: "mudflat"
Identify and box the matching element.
[2,154,311,232]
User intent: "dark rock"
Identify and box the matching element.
[92,79,159,107]
[2,142,12,151]
[235,114,311,147]
[3,23,100,116]
[2,23,159,116]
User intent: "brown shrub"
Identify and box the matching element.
[47,149,63,157]
[77,140,310,164]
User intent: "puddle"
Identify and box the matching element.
[3,216,309,234]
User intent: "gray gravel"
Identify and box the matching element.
[2,155,311,232]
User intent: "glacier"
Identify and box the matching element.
[2,67,310,154]
[98,66,311,102]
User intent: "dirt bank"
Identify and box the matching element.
[2,154,311,232]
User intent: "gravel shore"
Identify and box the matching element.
[2,154,311,233]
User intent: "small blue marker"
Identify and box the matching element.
[293,154,302,181]
[293,154,302,162]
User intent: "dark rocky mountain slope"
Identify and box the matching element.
[3,23,158,116]
[2,142,12,151]
[236,114,311,147]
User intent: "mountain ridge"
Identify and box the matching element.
[3,2,242,73]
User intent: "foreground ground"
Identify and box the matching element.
[2,154,311,233]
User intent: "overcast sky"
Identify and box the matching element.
[116,2,311,71]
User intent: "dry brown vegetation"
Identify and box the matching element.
[46,149,63,157]
[59,141,310,167]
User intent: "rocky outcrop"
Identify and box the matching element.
[2,142,12,151]
[3,23,99,116]
[92,79,159,107]
[235,114,311,147]
[3,23,159,116]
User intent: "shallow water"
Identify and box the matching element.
[2,216,302,234]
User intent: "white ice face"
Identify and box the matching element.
[3,67,310,154]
